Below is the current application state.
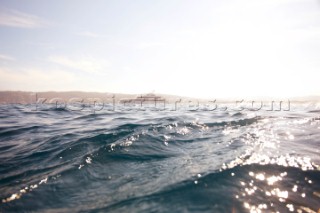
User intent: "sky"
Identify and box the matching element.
[0,0,319,99]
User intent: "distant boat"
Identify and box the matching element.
[120,93,165,106]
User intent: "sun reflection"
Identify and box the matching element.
[2,177,48,203]
[286,204,294,212]
[235,166,319,213]
[267,175,282,185]
[218,111,320,213]
[272,188,288,199]
[243,201,268,213]
[255,173,265,181]
[226,153,317,171]
[292,185,298,192]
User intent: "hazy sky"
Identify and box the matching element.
[0,0,319,98]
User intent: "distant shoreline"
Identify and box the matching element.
[0,91,319,104]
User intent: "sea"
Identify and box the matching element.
[0,102,319,212]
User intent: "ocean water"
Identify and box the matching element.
[0,104,320,212]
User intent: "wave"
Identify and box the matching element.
[0,105,319,212]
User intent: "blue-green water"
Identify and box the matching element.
[0,104,319,212]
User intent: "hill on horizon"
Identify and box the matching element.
[0,91,319,104]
